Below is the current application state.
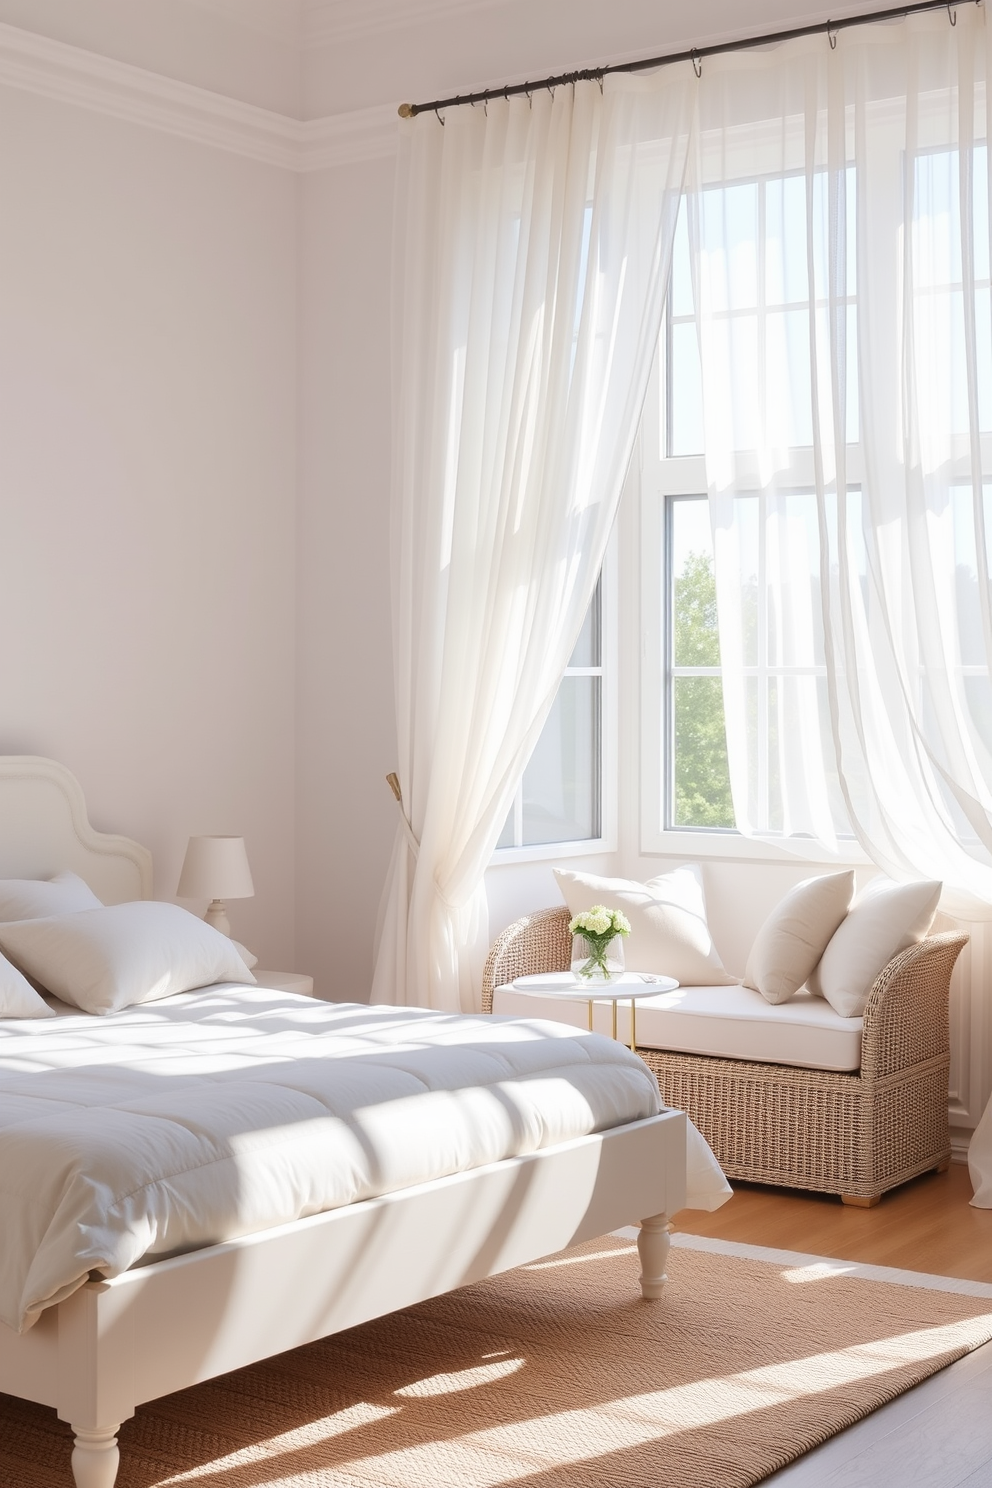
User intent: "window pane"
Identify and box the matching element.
[671,501,719,667]
[568,580,601,666]
[669,321,705,457]
[702,180,758,312]
[672,677,733,827]
[521,676,600,844]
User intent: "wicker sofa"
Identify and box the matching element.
[482,905,968,1206]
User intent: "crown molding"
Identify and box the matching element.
[299,103,398,170]
[303,0,512,47]
[0,21,396,171]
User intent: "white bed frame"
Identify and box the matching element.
[0,757,687,1488]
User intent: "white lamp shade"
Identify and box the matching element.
[177,836,254,900]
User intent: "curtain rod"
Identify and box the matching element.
[398,0,978,118]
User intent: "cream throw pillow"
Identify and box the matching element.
[0,870,102,922]
[743,871,855,1005]
[807,876,942,1018]
[554,865,735,984]
[0,901,256,1016]
[0,950,55,1019]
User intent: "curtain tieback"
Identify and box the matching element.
[386,772,420,860]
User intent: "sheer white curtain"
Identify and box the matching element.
[373,73,696,1011]
[687,7,992,919]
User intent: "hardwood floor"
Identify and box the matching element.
[672,1162,992,1487]
[675,1161,992,1282]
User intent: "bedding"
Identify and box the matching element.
[0,986,722,1333]
[0,950,54,1019]
[0,901,255,1014]
[0,870,102,921]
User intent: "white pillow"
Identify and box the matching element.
[744,871,855,1006]
[807,876,942,1018]
[231,939,258,971]
[0,901,256,1016]
[0,950,55,1019]
[554,864,736,985]
[0,870,102,922]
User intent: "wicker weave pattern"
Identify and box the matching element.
[482,905,967,1201]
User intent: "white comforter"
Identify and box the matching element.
[0,986,729,1332]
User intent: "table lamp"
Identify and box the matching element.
[177,835,254,936]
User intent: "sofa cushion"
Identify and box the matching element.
[553,864,736,985]
[492,981,863,1072]
[744,870,855,1005]
[808,876,941,1018]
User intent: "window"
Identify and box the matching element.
[643,166,861,852]
[666,496,732,829]
[495,575,612,856]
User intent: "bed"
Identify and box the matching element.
[0,756,722,1488]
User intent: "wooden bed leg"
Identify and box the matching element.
[841,1193,881,1207]
[935,1156,952,1173]
[71,1425,120,1488]
[637,1213,672,1299]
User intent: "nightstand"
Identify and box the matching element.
[253,970,315,997]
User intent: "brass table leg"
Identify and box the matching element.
[587,999,593,1032]
[631,998,637,1051]
[611,999,617,1041]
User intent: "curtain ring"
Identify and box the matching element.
[828,23,838,49]
[948,3,957,22]
[434,108,445,126]
[691,51,702,78]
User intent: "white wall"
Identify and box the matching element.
[296,155,398,997]
[0,84,299,967]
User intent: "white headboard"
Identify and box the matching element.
[0,756,152,903]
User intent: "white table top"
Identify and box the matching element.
[511,972,679,1000]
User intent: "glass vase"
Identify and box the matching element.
[571,934,625,985]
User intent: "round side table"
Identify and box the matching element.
[510,971,678,1048]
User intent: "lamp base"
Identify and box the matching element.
[204,900,231,936]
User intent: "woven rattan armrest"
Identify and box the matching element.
[482,905,572,1013]
[859,931,966,1081]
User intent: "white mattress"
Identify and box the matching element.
[493,983,864,1072]
[0,985,727,1333]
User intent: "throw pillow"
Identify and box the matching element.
[554,864,736,984]
[743,871,855,1005]
[0,870,102,922]
[0,901,256,1016]
[807,876,942,1018]
[0,950,55,1019]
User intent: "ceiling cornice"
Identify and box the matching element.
[0,21,396,172]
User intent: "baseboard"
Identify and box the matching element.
[950,1127,975,1163]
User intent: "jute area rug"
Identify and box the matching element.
[4,1235,992,1488]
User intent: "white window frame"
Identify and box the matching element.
[638,338,871,865]
[492,535,618,864]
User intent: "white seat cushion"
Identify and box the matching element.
[492,982,863,1072]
